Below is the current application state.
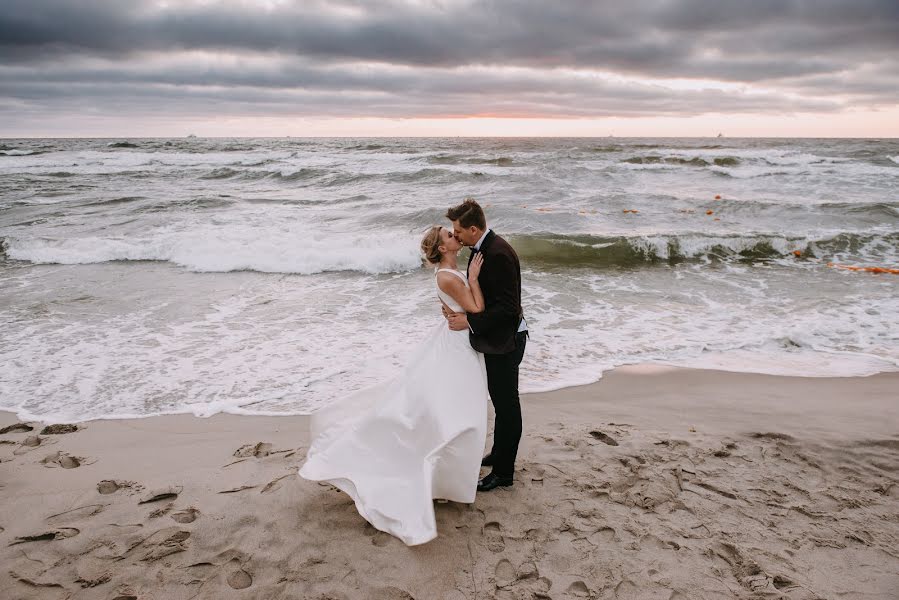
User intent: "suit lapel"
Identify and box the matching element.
[479,230,497,253]
[467,230,495,269]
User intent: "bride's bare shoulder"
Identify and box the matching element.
[436,270,466,293]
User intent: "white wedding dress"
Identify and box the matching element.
[299,269,488,546]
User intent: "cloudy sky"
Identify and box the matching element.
[2,0,897,137]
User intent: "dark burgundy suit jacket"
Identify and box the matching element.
[466,230,523,355]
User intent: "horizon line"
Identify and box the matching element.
[3,135,898,140]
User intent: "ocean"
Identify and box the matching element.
[1,137,897,422]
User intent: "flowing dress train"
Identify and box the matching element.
[299,269,488,545]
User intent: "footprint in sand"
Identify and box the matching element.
[233,442,273,458]
[219,484,258,494]
[261,473,293,494]
[98,480,120,494]
[226,558,254,590]
[371,586,415,600]
[13,435,53,455]
[847,530,875,546]
[45,504,104,525]
[227,568,253,589]
[744,574,781,593]
[40,423,79,435]
[567,581,593,597]
[518,561,538,580]
[122,527,190,562]
[588,527,616,546]
[187,549,251,585]
[10,527,80,545]
[0,422,33,434]
[711,542,774,591]
[9,570,66,590]
[371,531,392,547]
[97,479,141,495]
[138,485,182,504]
[484,521,505,553]
[143,530,191,561]
[148,502,174,518]
[750,432,795,442]
[589,430,619,446]
[641,534,680,551]
[614,580,639,599]
[528,465,546,486]
[75,571,112,588]
[171,507,200,523]
[494,559,516,588]
[40,450,86,469]
[222,442,276,467]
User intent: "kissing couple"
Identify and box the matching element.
[300,198,528,545]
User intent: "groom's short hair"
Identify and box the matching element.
[446,198,486,230]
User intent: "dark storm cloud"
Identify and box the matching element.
[0,0,895,122]
[3,0,896,75]
[0,58,839,105]
[0,65,839,120]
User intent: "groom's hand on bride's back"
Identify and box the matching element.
[441,300,469,331]
[447,312,469,331]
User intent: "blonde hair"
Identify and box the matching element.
[420,226,443,265]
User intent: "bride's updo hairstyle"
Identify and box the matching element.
[420,226,443,265]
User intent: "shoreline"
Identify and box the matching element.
[2,366,898,598]
[4,358,899,424]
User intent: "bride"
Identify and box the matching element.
[299,225,489,546]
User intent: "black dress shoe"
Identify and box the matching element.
[481,454,494,467]
[477,472,513,492]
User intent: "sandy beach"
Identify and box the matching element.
[1,366,897,599]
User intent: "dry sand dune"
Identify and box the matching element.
[1,367,898,599]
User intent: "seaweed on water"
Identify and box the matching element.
[622,155,740,167]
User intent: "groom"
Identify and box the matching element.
[444,198,527,492]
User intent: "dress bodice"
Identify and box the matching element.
[435,268,467,313]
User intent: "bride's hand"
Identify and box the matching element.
[468,253,484,280]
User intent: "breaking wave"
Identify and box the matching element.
[1,230,423,275]
[508,232,899,268]
[5,230,896,273]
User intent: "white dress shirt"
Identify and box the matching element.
[473,228,491,251]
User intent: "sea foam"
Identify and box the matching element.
[4,228,423,275]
